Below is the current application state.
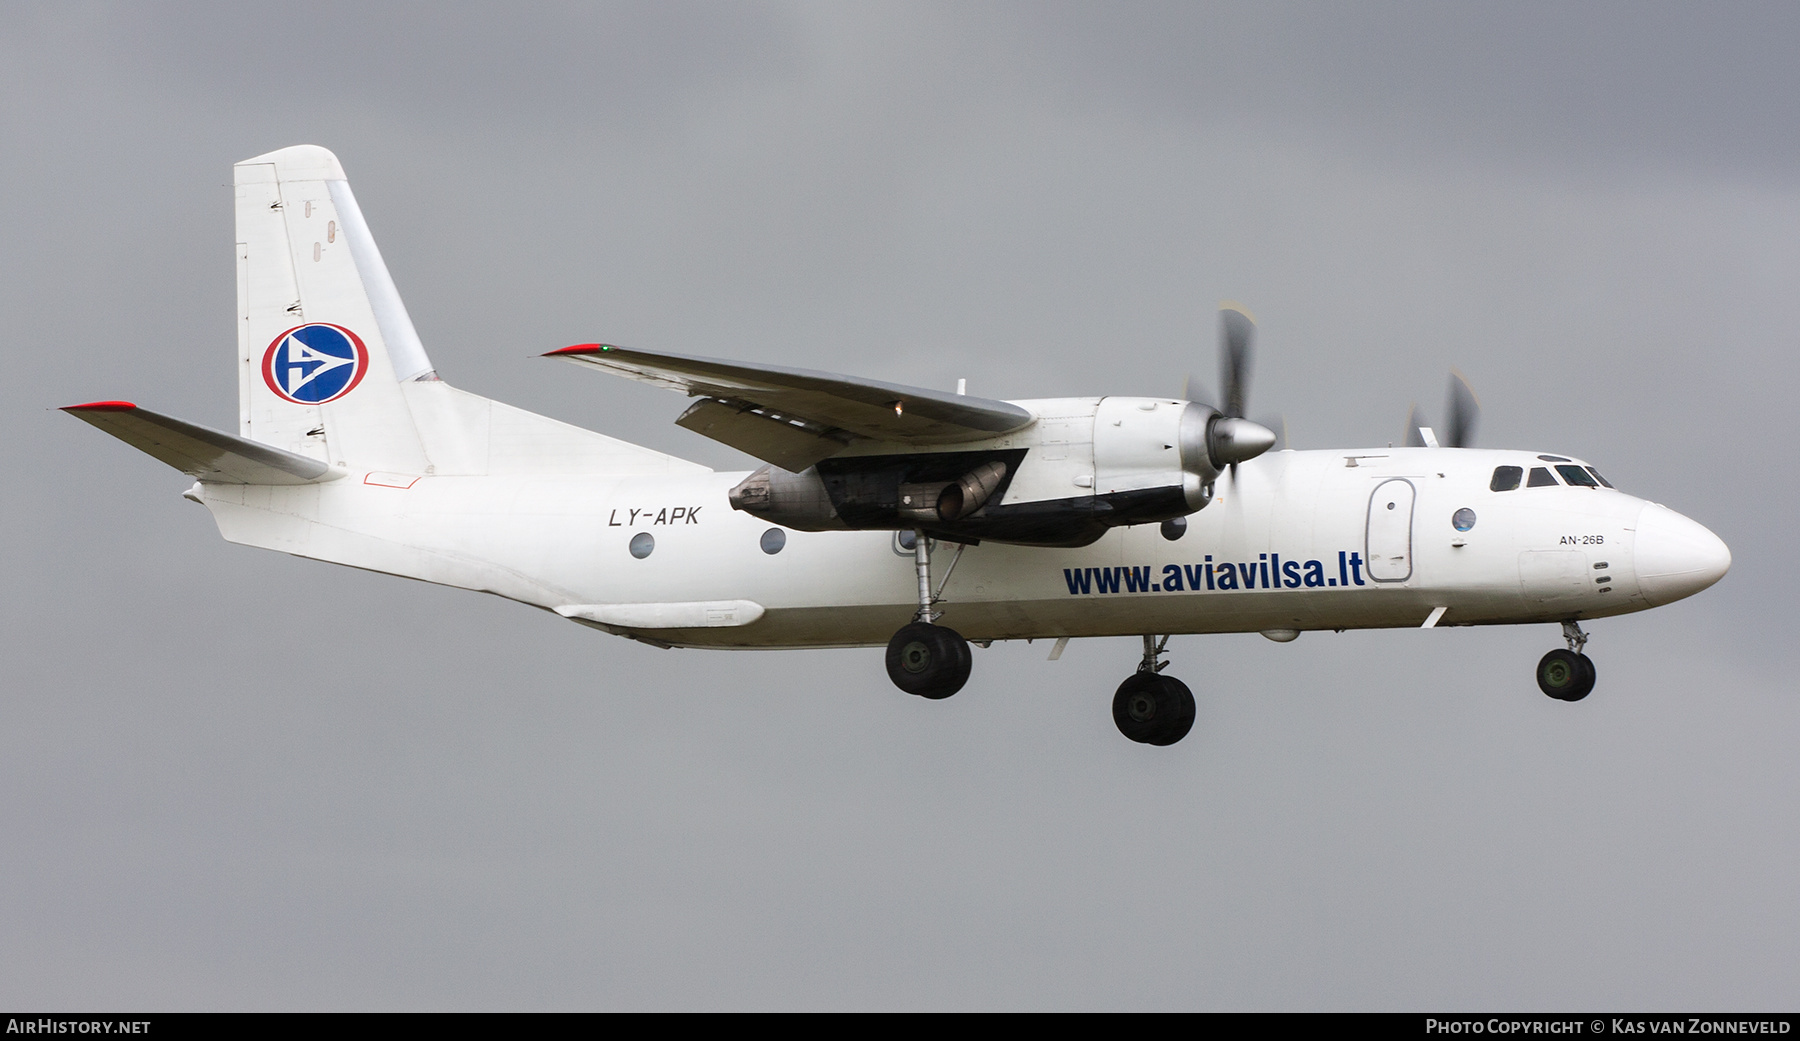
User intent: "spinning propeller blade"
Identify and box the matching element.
[1445,369,1480,448]
[1175,304,1276,487]
[1210,304,1275,474]
[1219,303,1255,420]
[1404,372,1480,448]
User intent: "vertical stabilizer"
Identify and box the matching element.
[234,145,432,472]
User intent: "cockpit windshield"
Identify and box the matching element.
[1556,464,1598,488]
[1491,462,1619,492]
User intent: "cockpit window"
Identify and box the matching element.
[1490,465,1522,492]
[1527,466,1558,487]
[1557,465,1598,488]
[1586,466,1614,489]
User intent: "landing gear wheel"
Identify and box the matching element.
[886,622,972,699]
[1537,648,1597,701]
[1112,672,1196,745]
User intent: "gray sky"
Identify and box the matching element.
[4,2,1796,1010]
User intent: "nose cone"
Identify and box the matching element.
[1634,503,1731,607]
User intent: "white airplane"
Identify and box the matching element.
[66,145,1731,746]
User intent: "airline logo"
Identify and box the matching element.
[262,324,369,404]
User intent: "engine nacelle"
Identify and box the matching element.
[726,396,1274,546]
[1094,397,1273,511]
[726,464,847,531]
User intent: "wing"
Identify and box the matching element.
[547,344,1033,470]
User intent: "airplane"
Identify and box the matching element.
[64,145,1732,747]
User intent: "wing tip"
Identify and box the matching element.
[63,400,138,412]
[544,343,615,357]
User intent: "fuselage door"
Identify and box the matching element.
[1366,478,1415,582]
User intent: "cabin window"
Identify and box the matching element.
[629,532,655,558]
[1161,516,1187,541]
[1527,466,1558,487]
[760,528,787,554]
[1556,465,1598,488]
[1452,508,1477,532]
[1586,467,1614,488]
[1490,465,1522,491]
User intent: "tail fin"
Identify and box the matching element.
[235,145,433,472]
[233,145,705,479]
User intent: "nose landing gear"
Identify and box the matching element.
[1112,635,1197,745]
[1537,620,1597,701]
[884,530,973,699]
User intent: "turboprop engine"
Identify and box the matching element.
[727,396,1274,547]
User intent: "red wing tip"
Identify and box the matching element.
[63,400,137,412]
[544,343,614,357]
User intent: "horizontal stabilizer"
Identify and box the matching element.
[547,344,1033,465]
[63,402,343,485]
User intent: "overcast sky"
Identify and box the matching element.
[4,2,1796,1010]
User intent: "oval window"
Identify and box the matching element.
[629,532,654,559]
[1160,516,1187,541]
[760,527,786,554]
[1452,508,1476,532]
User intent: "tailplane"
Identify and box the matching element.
[63,401,342,484]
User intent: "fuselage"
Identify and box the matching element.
[198,443,1730,650]
[71,142,1733,745]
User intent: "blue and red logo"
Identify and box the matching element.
[261,323,369,404]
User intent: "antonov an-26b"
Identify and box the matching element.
[66,146,1732,746]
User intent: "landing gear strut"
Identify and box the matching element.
[1112,635,1196,745]
[1536,620,1597,701]
[884,530,972,699]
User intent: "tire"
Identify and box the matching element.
[1566,653,1597,702]
[1112,673,1196,745]
[1536,648,1596,701]
[885,622,972,699]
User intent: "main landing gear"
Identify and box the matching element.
[878,536,1196,745]
[1112,635,1196,746]
[884,530,972,700]
[1537,620,1597,702]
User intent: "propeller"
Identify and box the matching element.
[1219,304,1254,420]
[1177,304,1277,506]
[1404,369,1481,448]
[1209,303,1276,470]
